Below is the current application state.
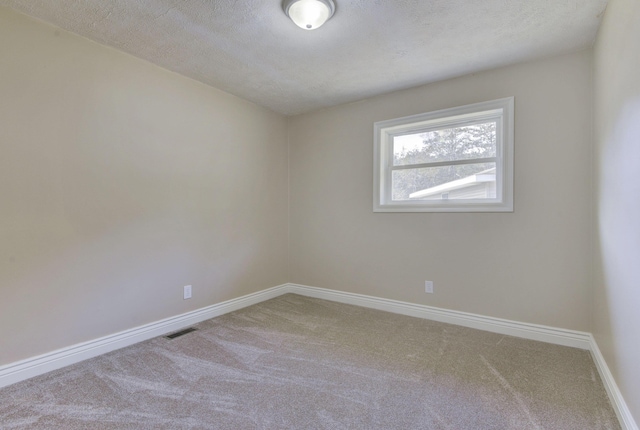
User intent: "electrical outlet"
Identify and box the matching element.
[183,285,192,300]
[425,281,434,294]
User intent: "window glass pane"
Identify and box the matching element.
[392,162,497,201]
[393,122,496,166]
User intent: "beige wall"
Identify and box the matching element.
[0,7,289,365]
[593,0,640,421]
[289,51,593,331]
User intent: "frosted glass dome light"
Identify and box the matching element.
[283,0,336,30]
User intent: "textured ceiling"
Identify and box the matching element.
[1,0,608,115]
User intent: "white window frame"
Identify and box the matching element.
[373,97,514,213]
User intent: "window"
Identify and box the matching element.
[373,97,514,212]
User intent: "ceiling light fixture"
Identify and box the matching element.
[283,0,336,30]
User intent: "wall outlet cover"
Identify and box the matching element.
[425,281,434,294]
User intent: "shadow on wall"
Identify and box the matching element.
[599,99,640,405]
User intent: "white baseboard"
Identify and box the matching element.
[286,283,592,349]
[1,282,636,430]
[0,284,289,389]
[589,335,639,430]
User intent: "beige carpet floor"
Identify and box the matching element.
[0,294,620,429]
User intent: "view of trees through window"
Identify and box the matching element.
[391,122,497,200]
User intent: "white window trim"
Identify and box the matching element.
[373,97,514,213]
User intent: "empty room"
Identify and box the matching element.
[0,0,638,428]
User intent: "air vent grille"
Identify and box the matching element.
[165,327,197,339]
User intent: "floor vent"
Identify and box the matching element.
[165,327,197,339]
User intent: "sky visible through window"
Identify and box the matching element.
[394,134,424,154]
